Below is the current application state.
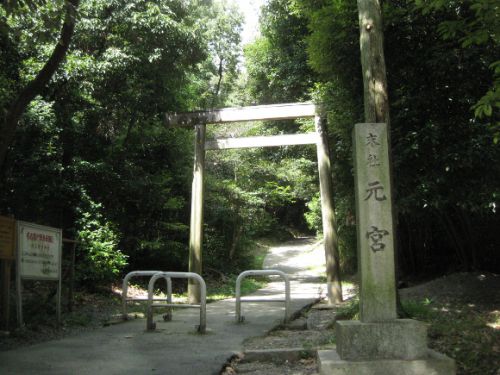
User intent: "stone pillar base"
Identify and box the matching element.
[318,349,456,375]
[336,319,428,360]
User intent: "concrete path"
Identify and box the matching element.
[0,238,327,375]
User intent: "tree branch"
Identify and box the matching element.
[0,0,79,170]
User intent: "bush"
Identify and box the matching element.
[76,197,127,287]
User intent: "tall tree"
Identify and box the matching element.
[0,0,249,287]
[0,0,79,170]
[206,0,242,107]
[357,0,390,125]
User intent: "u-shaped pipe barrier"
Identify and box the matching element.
[122,271,172,320]
[235,269,290,324]
[147,272,207,333]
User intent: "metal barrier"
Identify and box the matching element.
[235,269,290,323]
[122,271,172,321]
[147,272,207,333]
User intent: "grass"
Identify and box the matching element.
[394,298,499,375]
[400,298,436,320]
[335,297,360,321]
[402,299,500,375]
[207,276,266,302]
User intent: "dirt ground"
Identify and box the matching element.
[0,288,124,351]
[399,271,500,307]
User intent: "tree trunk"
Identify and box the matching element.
[229,223,242,260]
[357,0,390,126]
[0,0,79,171]
[357,0,409,317]
[212,57,224,108]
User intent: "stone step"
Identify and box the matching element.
[306,308,336,330]
[318,349,456,375]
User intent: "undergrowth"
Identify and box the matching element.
[403,299,499,375]
[328,296,499,375]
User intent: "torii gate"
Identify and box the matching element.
[165,102,343,305]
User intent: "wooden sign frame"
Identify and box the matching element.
[0,216,16,260]
[16,221,62,327]
[0,216,16,330]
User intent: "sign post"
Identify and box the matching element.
[0,216,16,330]
[16,221,62,327]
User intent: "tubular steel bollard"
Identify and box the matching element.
[235,269,290,324]
[122,271,172,321]
[147,272,207,334]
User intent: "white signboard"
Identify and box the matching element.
[17,221,61,280]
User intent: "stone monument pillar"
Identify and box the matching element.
[317,123,455,375]
[354,122,396,323]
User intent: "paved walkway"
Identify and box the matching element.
[0,238,327,375]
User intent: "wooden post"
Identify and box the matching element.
[16,257,23,327]
[188,124,206,304]
[1,260,12,330]
[315,115,343,304]
[67,241,77,312]
[0,216,16,331]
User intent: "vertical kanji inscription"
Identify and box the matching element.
[354,123,397,322]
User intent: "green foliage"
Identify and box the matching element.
[414,0,499,135]
[202,0,243,107]
[335,297,360,321]
[244,0,315,103]
[204,119,319,256]
[76,197,127,285]
[0,0,248,287]
[204,144,293,271]
[400,298,436,320]
[0,10,20,110]
[304,193,321,231]
[1,0,49,14]
[383,0,500,273]
[401,296,500,375]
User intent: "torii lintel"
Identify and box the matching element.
[164,102,317,127]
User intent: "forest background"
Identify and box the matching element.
[0,0,498,291]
